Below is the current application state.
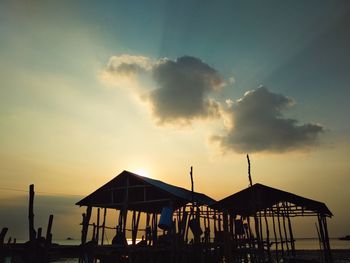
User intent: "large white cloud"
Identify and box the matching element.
[102,55,226,124]
[212,86,324,153]
[101,55,324,153]
[149,56,225,124]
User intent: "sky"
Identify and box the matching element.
[0,0,350,240]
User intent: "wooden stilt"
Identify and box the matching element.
[101,208,107,245]
[322,216,333,263]
[282,204,290,254]
[223,210,231,263]
[81,206,92,244]
[96,208,100,243]
[264,210,271,262]
[247,216,255,261]
[272,211,279,262]
[146,213,150,245]
[277,205,284,256]
[286,206,295,256]
[318,214,328,262]
[206,207,211,243]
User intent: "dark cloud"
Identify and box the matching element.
[213,86,324,153]
[149,56,225,124]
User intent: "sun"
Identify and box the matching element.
[135,168,150,178]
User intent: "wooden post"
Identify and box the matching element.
[272,211,279,262]
[318,214,328,262]
[180,208,188,243]
[282,205,290,254]
[246,216,255,262]
[92,223,96,242]
[96,208,100,243]
[0,227,8,244]
[101,208,107,245]
[132,210,136,245]
[322,216,333,263]
[46,214,54,244]
[264,210,271,262]
[247,154,253,186]
[37,227,42,239]
[277,205,284,256]
[146,213,150,245]
[223,210,231,263]
[286,206,295,256]
[206,207,211,243]
[81,206,92,244]
[28,184,35,241]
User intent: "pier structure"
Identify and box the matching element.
[76,170,218,263]
[211,183,333,263]
[0,170,334,263]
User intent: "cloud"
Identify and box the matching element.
[101,55,226,125]
[105,54,153,74]
[149,56,225,124]
[212,86,324,153]
[100,55,153,90]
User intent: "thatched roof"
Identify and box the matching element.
[211,183,332,217]
[76,170,215,213]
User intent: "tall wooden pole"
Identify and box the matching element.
[28,184,35,241]
[247,155,253,186]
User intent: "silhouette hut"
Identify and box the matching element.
[76,170,215,249]
[211,183,333,263]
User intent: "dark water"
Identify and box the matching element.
[12,238,350,263]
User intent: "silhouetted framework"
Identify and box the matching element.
[211,183,333,263]
[0,173,334,263]
[76,170,219,263]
